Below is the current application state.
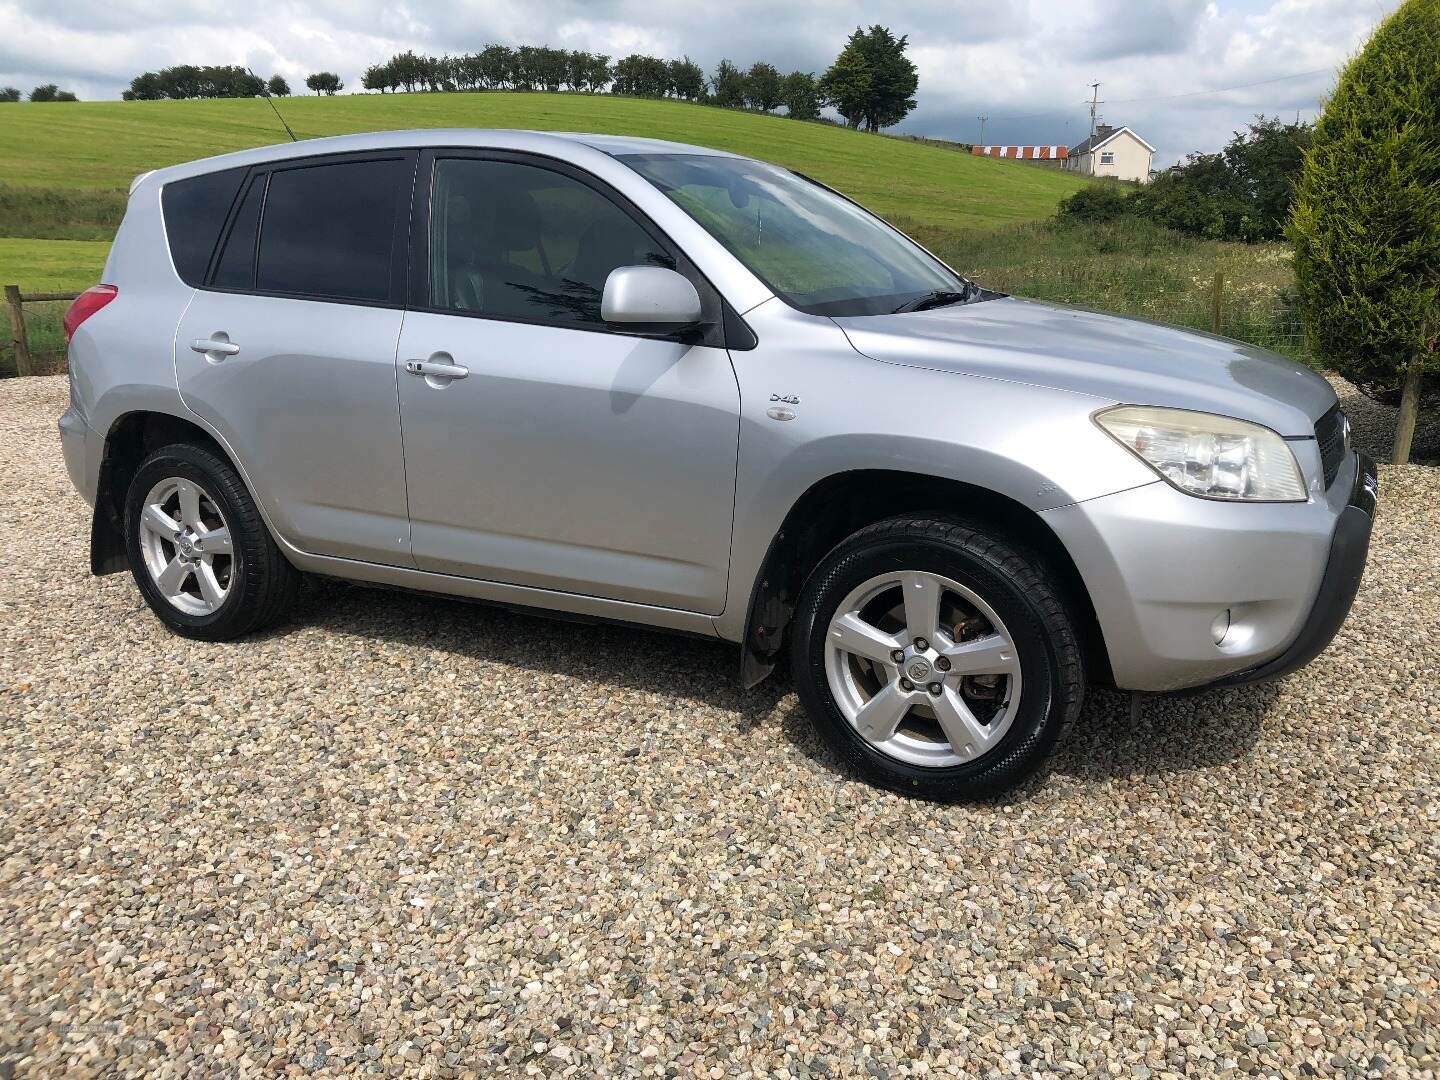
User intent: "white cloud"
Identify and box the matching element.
[0,0,1395,165]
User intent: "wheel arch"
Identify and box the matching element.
[90,409,234,575]
[737,469,1112,689]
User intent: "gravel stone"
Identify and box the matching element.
[1,374,1437,1077]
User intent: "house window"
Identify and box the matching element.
[1100,152,1115,165]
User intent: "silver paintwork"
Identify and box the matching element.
[61,128,1357,692]
[601,266,703,325]
[393,310,739,612]
[138,476,233,615]
[175,292,411,565]
[825,570,1021,768]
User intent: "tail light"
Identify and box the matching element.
[63,285,118,343]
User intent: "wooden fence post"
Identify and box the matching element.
[1210,271,1224,335]
[4,285,32,378]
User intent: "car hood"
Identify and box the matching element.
[833,296,1336,437]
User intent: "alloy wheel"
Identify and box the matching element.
[823,570,1023,768]
[137,477,235,616]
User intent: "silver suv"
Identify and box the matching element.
[59,130,1376,799]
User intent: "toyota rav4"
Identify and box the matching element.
[59,130,1376,799]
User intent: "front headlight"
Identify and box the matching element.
[1095,405,1306,502]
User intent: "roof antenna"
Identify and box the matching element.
[249,67,297,142]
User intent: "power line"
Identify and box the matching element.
[1100,67,1332,106]
[984,66,1332,122]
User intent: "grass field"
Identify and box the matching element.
[0,92,1309,377]
[0,93,1085,227]
[0,92,1090,371]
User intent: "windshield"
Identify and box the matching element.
[621,153,972,317]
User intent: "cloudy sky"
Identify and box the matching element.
[0,0,1395,165]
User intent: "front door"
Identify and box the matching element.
[395,153,741,614]
[174,152,415,565]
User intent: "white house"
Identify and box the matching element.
[1064,125,1155,183]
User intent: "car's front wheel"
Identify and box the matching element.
[124,442,298,640]
[791,515,1084,800]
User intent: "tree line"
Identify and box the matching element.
[105,25,917,130]
[1,85,78,102]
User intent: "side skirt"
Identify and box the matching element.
[281,545,727,641]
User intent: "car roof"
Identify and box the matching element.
[134,128,741,192]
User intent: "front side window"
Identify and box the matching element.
[255,157,407,302]
[622,153,969,317]
[1100,151,1115,165]
[429,158,673,328]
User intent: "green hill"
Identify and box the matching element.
[0,93,1087,294]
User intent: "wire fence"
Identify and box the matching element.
[2,294,71,377]
[2,261,1312,377]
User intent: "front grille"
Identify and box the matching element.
[1315,405,1348,488]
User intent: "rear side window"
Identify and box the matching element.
[162,167,245,286]
[256,158,407,302]
[211,175,264,290]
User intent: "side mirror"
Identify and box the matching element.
[601,266,703,328]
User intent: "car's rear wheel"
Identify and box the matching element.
[124,443,298,640]
[791,515,1084,800]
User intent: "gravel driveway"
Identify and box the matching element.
[2,375,1436,1078]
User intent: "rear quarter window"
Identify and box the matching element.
[161,167,246,286]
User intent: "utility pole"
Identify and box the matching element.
[1087,82,1103,176]
[977,115,988,145]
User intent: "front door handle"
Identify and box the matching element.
[405,358,469,380]
[190,336,240,357]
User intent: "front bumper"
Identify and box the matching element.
[1043,450,1377,692]
[1202,452,1376,689]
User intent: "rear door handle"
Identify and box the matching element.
[190,337,240,357]
[405,359,469,380]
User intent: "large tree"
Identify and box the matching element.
[744,62,783,112]
[668,57,707,101]
[305,72,343,96]
[1223,115,1311,241]
[1289,0,1439,463]
[266,75,290,97]
[779,72,821,121]
[710,59,748,108]
[29,84,78,102]
[819,25,918,131]
[612,54,670,98]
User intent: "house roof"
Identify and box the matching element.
[970,145,1068,160]
[1069,126,1156,157]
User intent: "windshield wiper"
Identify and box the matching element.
[891,284,977,314]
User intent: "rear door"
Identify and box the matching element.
[393,151,741,614]
[173,151,416,565]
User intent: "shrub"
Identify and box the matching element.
[1056,184,1134,224]
[1289,0,1439,461]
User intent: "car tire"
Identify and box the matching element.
[124,442,298,641]
[790,515,1085,800]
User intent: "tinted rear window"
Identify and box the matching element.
[256,158,407,302]
[162,167,246,286]
[211,175,264,290]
